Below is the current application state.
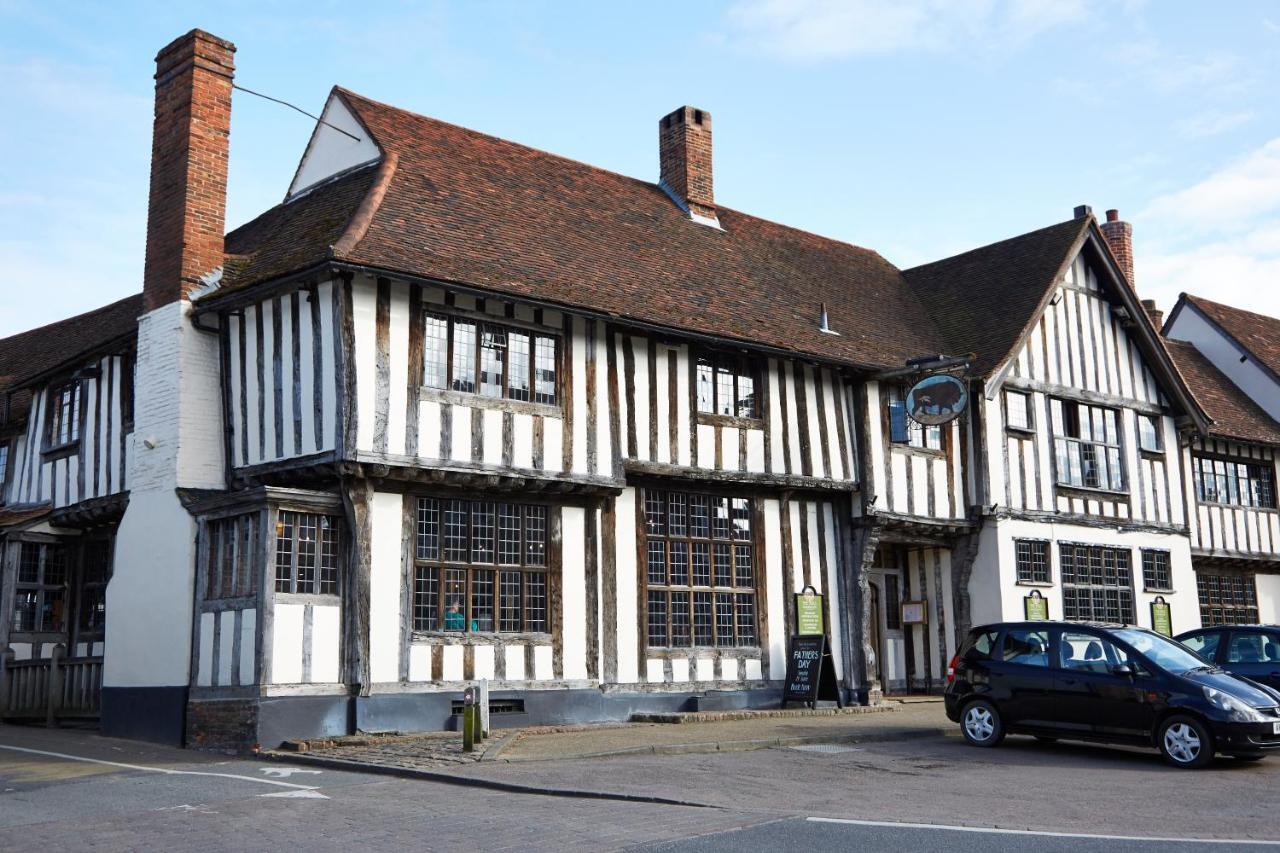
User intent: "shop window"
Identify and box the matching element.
[887,385,942,450]
[695,352,759,419]
[1059,543,1134,624]
[1141,549,1172,592]
[1051,399,1124,491]
[1196,572,1259,626]
[1192,455,1276,509]
[13,542,68,633]
[413,498,548,633]
[1014,539,1050,584]
[274,511,341,595]
[644,490,757,648]
[422,312,558,406]
[206,513,260,600]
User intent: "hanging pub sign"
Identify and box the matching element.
[1150,596,1173,637]
[782,634,843,709]
[905,374,968,427]
[794,586,824,635]
[1024,589,1049,621]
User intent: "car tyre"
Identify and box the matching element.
[1158,715,1214,769]
[961,699,1004,748]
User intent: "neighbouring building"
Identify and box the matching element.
[0,29,1277,749]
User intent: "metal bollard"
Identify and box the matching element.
[462,687,475,753]
[472,685,484,742]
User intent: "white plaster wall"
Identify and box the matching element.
[560,506,588,680]
[1167,306,1280,422]
[368,491,404,683]
[288,94,382,197]
[312,604,342,683]
[271,604,305,685]
[614,488,639,683]
[1257,575,1280,624]
[762,498,787,676]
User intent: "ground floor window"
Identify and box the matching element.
[207,513,260,600]
[274,511,341,595]
[1015,539,1050,583]
[413,497,548,633]
[13,541,68,633]
[75,538,111,640]
[1141,549,1172,592]
[643,489,758,648]
[1196,572,1258,626]
[1059,543,1134,624]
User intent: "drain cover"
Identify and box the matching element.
[787,743,859,754]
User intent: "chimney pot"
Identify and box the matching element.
[659,105,716,222]
[1106,208,1119,223]
[143,29,235,311]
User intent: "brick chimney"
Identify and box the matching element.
[1101,209,1135,289]
[659,106,715,222]
[1141,298,1164,330]
[143,29,235,311]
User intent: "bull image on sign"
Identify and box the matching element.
[905,374,967,426]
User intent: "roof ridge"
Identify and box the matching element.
[904,216,1087,274]
[331,151,398,258]
[1185,292,1280,325]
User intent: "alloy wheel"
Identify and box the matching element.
[1163,722,1202,764]
[964,705,995,742]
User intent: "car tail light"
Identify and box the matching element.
[946,654,959,683]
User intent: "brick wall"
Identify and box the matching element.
[659,106,715,220]
[186,698,260,753]
[1101,210,1135,288]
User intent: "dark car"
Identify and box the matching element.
[1176,626,1280,690]
[944,621,1280,768]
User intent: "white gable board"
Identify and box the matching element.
[287,93,382,198]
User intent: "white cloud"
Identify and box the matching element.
[1137,138,1280,319]
[723,0,1089,60]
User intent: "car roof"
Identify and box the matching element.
[971,621,1132,633]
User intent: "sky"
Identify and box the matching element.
[1,0,1278,337]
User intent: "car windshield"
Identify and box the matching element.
[1113,628,1209,673]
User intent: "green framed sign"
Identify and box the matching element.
[1024,590,1049,621]
[1151,596,1173,637]
[795,589,824,636]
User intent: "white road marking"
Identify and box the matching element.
[807,817,1280,846]
[259,767,322,778]
[0,745,329,799]
[260,789,329,798]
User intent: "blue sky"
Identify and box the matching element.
[2,0,1278,337]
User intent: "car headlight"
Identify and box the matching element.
[1204,687,1268,722]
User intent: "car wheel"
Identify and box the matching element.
[1158,715,1214,769]
[961,699,1004,748]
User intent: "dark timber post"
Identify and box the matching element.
[342,476,374,703]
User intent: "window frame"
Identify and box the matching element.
[1050,398,1126,493]
[1196,571,1259,626]
[0,439,10,505]
[411,496,551,637]
[1137,414,1163,455]
[1058,543,1135,624]
[694,351,761,422]
[273,510,343,597]
[886,384,944,452]
[11,540,69,637]
[1004,389,1034,434]
[1140,548,1173,593]
[1014,538,1051,585]
[641,488,761,650]
[43,379,82,455]
[205,512,261,602]
[1191,454,1277,510]
[420,308,561,411]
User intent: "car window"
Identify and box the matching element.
[962,629,1000,660]
[1060,631,1126,673]
[1003,628,1050,666]
[1227,632,1280,664]
[1113,628,1207,673]
[1180,632,1220,661]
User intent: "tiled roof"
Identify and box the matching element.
[1181,294,1280,382]
[0,293,142,428]
[1164,339,1280,445]
[902,218,1089,376]
[214,88,950,370]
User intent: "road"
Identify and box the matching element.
[2,723,1278,851]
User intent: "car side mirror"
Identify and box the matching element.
[1109,664,1135,678]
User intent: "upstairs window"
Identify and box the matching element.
[887,385,942,450]
[45,380,81,450]
[1051,399,1124,491]
[1192,455,1276,509]
[696,353,759,419]
[1005,390,1033,432]
[0,441,9,504]
[422,312,558,406]
[1137,414,1162,454]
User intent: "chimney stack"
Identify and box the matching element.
[1101,209,1135,288]
[143,29,235,311]
[659,106,716,223]
[1141,298,1163,330]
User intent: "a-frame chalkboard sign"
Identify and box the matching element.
[782,634,843,708]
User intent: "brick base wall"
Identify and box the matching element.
[186,698,259,754]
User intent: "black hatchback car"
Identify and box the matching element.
[1176,625,1280,690]
[944,621,1280,768]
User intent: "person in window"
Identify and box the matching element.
[444,598,467,631]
